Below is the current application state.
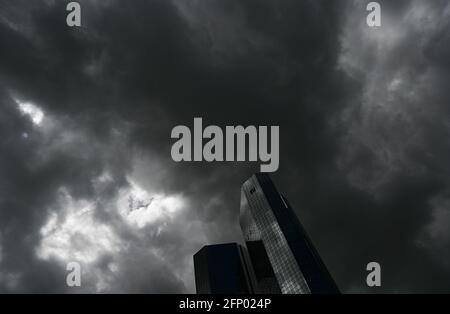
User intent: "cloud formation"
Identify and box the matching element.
[0,0,449,293]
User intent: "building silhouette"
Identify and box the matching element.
[194,173,339,294]
[193,243,254,294]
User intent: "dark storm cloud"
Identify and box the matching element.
[0,0,449,293]
[332,0,450,292]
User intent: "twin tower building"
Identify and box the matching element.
[193,173,340,294]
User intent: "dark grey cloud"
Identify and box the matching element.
[0,0,449,293]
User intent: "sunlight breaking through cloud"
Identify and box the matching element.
[36,187,121,265]
[117,179,186,229]
[16,100,45,126]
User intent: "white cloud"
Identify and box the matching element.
[34,174,192,292]
[117,178,186,229]
[36,187,122,265]
[17,101,44,125]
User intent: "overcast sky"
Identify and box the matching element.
[0,0,450,293]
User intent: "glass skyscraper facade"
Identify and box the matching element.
[240,173,340,294]
[194,173,339,294]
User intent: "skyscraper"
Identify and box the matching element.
[240,173,340,294]
[193,243,255,294]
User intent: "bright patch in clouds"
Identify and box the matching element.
[36,188,121,264]
[17,101,44,125]
[118,179,185,229]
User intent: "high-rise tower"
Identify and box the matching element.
[240,173,339,294]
